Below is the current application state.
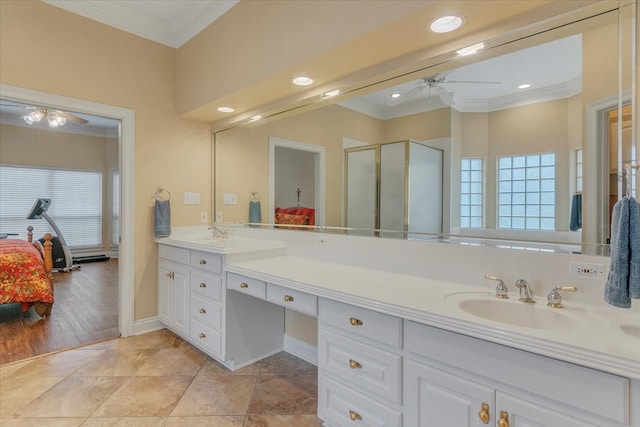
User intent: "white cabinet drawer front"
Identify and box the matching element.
[190,271,222,302]
[320,330,401,404]
[159,245,189,265]
[190,319,222,356]
[227,272,266,299]
[190,294,222,330]
[319,374,402,427]
[190,251,222,275]
[319,298,402,348]
[267,283,318,317]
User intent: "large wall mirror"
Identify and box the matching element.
[214,1,636,255]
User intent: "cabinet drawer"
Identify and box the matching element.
[319,298,402,348]
[319,374,402,427]
[190,319,222,356]
[190,271,222,302]
[190,294,222,330]
[266,283,318,317]
[227,272,266,299]
[319,329,401,403]
[159,245,189,265]
[190,251,222,275]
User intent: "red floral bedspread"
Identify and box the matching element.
[0,239,54,307]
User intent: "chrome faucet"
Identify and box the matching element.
[208,226,229,239]
[515,279,535,303]
[547,286,578,308]
[485,274,509,299]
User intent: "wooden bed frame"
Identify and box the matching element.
[26,225,54,282]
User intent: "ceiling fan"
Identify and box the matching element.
[0,102,89,128]
[387,73,501,107]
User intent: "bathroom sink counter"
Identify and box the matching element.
[225,254,640,380]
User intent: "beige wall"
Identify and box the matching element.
[0,124,119,249]
[0,1,212,320]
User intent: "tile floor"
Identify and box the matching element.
[0,329,323,426]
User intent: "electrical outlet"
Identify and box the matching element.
[215,211,222,222]
[200,211,208,223]
[570,262,605,280]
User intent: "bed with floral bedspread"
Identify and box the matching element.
[0,230,54,317]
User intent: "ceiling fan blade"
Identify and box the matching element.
[59,112,89,124]
[440,79,501,85]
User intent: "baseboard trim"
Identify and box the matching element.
[284,334,318,366]
[134,317,164,335]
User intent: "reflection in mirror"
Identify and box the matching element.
[214,4,636,255]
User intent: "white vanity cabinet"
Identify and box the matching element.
[318,298,403,427]
[404,321,630,427]
[158,245,190,335]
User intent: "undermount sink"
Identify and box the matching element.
[446,292,581,329]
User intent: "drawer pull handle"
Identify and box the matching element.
[199,282,207,288]
[167,271,174,280]
[199,259,207,265]
[284,295,294,302]
[349,410,362,421]
[478,402,489,424]
[240,282,249,289]
[349,317,363,326]
[199,308,206,314]
[498,410,509,427]
[199,333,206,339]
[348,359,362,369]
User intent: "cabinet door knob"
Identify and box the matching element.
[240,282,249,288]
[349,410,362,421]
[478,402,490,424]
[199,308,206,314]
[199,259,207,264]
[349,317,363,326]
[166,272,172,278]
[199,333,206,339]
[284,295,294,302]
[349,359,362,369]
[498,410,509,427]
[199,282,207,288]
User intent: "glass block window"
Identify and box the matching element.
[497,153,555,230]
[575,148,583,193]
[460,158,483,228]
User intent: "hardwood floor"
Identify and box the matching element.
[0,258,119,364]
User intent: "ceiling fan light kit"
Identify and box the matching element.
[20,107,87,128]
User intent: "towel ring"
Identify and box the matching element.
[154,187,171,201]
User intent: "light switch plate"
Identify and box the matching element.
[184,192,200,205]
[223,193,237,205]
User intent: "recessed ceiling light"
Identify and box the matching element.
[292,76,314,86]
[518,83,531,89]
[456,42,486,56]
[217,106,235,113]
[430,15,463,33]
[249,115,262,122]
[322,89,340,99]
[390,93,402,98]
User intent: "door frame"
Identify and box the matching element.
[1,84,135,337]
[268,137,326,226]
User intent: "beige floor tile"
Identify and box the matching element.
[0,359,31,378]
[134,347,205,377]
[110,330,189,351]
[163,415,245,426]
[244,414,324,427]
[0,417,85,426]
[198,358,262,376]
[92,376,192,417]
[170,375,256,416]
[2,349,104,380]
[259,352,316,376]
[72,348,160,377]
[12,376,128,418]
[248,375,317,415]
[0,375,64,418]
[80,416,166,426]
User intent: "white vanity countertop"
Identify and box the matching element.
[157,230,286,255]
[225,255,640,380]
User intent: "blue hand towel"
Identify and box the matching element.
[155,199,171,238]
[569,193,582,231]
[629,197,640,299]
[249,200,262,223]
[604,198,631,308]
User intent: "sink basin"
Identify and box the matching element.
[620,324,640,338]
[446,292,581,329]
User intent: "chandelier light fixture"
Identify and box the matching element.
[22,108,68,128]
